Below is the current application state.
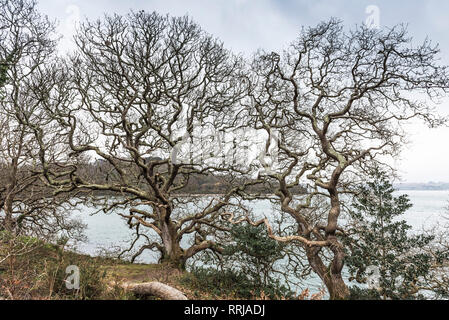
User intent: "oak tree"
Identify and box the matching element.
[241,19,449,299]
[36,11,255,268]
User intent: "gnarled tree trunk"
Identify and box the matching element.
[160,220,187,269]
[121,281,188,300]
[306,242,349,300]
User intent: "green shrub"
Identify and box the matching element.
[344,169,446,300]
[181,266,293,299]
[184,223,294,299]
[348,286,382,300]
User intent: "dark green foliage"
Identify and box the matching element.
[182,266,293,299]
[184,224,294,299]
[0,62,7,87]
[348,286,382,300]
[224,224,284,266]
[0,58,8,99]
[222,224,286,288]
[0,51,14,89]
[344,169,436,300]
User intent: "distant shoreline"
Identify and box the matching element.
[394,184,449,191]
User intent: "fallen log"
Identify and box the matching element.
[120,281,188,300]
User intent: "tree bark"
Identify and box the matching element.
[160,220,186,269]
[306,245,350,300]
[121,281,188,300]
[3,192,14,233]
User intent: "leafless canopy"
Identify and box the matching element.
[3,3,449,299]
[240,19,449,299]
[36,11,255,267]
[0,0,84,239]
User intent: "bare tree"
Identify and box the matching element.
[36,11,256,268]
[0,0,84,239]
[240,19,449,299]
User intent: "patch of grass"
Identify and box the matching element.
[2,236,294,300]
[0,236,122,300]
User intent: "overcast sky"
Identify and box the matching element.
[36,0,449,183]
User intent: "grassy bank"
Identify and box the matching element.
[1,237,316,300]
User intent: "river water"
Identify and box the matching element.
[73,190,449,295]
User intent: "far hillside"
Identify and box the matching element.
[395,182,449,190]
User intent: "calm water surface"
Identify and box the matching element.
[73,190,449,294]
